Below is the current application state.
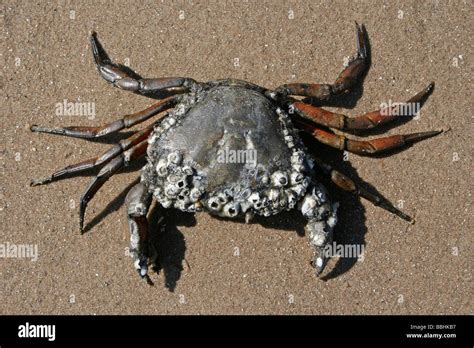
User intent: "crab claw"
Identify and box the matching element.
[135,258,154,285]
[135,258,148,278]
[312,248,329,276]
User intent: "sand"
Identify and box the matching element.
[1,0,472,314]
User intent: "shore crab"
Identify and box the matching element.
[30,23,443,281]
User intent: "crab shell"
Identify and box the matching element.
[141,84,315,219]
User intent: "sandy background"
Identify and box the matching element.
[1,0,472,314]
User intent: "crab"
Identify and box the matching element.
[30,23,443,282]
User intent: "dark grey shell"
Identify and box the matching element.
[141,82,313,218]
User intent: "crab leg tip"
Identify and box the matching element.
[144,275,154,286]
[405,130,443,144]
[312,256,327,276]
[402,213,414,223]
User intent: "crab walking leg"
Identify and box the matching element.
[300,184,339,276]
[125,182,153,279]
[290,83,434,131]
[79,141,148,232]
[313,157,413,222]
[30,124,155,186]
[275,22,368,100]
[90,32,197,96]
[30,95,178,139]
[299,123,443,156]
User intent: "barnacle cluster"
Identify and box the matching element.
[142,91,318,220]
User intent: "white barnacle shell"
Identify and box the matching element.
[267,188,280,203]
[182,165,193,176]
[185,203,196,213]
[292,183,307,197]
[174,200,187,211]
[164,183,180,198]
[285,190,297,209]
[301,195,318,218]
[192,175,204,188]
[207,196,222,211]
[180,188,190,197]
[292,164,306,173]
[286,190,297,205]
[189,188,201,203]
[167,117,176,126]
[167,152,182,165]
[240,201,251,213]
[216,192,229,205]
[308,221,328,246]
[161,119,170,130]
[271,171,289,187]
[156,158,168,177]
[290,171,304,185]
[167,174,181,183]
[279,192,288,207]
[291,151,304,165]
[148,134,157,144]
[248,192,261,208]
[239,188,252,200]
[223,202,240,218]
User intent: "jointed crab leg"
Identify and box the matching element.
[289,83,434,131]
[30,95,178,139]
[313,157,412,222]
[79,140,148,232]
[30,124,155,186]
[125,181,153,281]
[276,22,368,101]
[90,32,197,96]
[298,122,443,155]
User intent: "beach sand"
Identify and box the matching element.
[1,0,472,314]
